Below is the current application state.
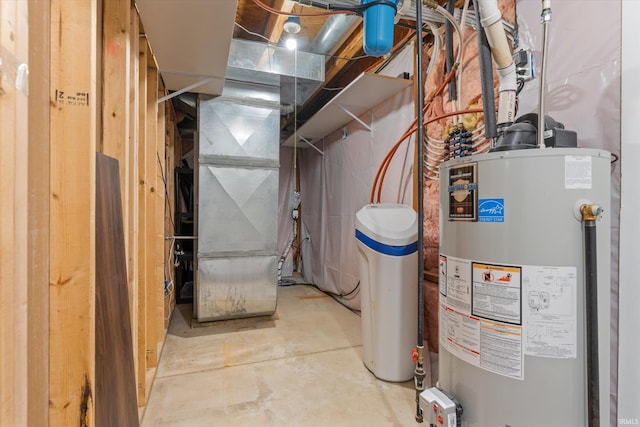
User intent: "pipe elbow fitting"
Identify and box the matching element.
[580,203,603,221]
[477,0,502,27]
[497,62,517,92]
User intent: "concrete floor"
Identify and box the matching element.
[141,284,423,427]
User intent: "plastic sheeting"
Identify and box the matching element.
[515,1,621,424]
[619,0,640,421]
[296,57,416,310]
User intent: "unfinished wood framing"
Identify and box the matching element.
[145,63,159,370]
[128,3,141,399]
[101,0,132,307]
[49,0,99,425]
[136,35,149,406]
[0,2,29,425]
[27,1,51,425]
[1,2,176,419]
[156,84,168,346]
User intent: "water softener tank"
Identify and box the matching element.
[361,0,398,57]
[437,148,610,426]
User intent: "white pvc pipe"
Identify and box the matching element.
[477,0,517,125]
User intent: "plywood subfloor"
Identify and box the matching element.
[141,285,422,426]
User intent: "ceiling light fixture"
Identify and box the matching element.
[283,16,301,34]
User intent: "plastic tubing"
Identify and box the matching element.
[476,0,517,125]
[434,5,463,66]
[456,0,471,111]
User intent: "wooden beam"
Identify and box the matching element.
[1,1,29,424]
[266,0,295,45]
[145,62,159,370]
[136,35,148,406]
[49,0,99,425]
[27,0,51,425]
[129,5,140,404]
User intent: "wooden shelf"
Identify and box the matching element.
[282,72,412,149]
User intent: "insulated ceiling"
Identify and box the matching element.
[136,0,238,95]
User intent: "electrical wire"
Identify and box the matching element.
[157,152,176,231]
[234,21,271,42]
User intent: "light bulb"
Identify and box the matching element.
[286,37,297,50]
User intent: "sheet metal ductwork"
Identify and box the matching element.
[195,41,324,321]
[307,15,361,57]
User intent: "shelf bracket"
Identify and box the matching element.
[157,76,218,104]
[337,104,371,132]
[299,136,324,155]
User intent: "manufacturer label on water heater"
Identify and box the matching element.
[448,163,477,221]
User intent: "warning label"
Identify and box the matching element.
[440,255,524,380]
[472,263,522,325]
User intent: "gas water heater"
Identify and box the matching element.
[421,148,611,427]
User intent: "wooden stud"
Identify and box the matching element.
[136,35,148,406]
[0,1,29,425]
[129,5,140,404]
[145,61,159,369]
[27,1,51,425]
[49,0,99,425]
[156,85,167,346]
[101,0,131,305]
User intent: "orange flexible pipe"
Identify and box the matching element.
[375,108,485,203]
[370,66,459,203]
[252,0,354,16]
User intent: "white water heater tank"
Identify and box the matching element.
[438,148,610,426]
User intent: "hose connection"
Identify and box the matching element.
[580,203,603,222]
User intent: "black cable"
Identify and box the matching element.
[473,0,498,139]
[516,78,525,95]
[157,152,176,231]
[445,0,457,101]
[611,153,619,163]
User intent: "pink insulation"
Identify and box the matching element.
[422,0,515,352]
